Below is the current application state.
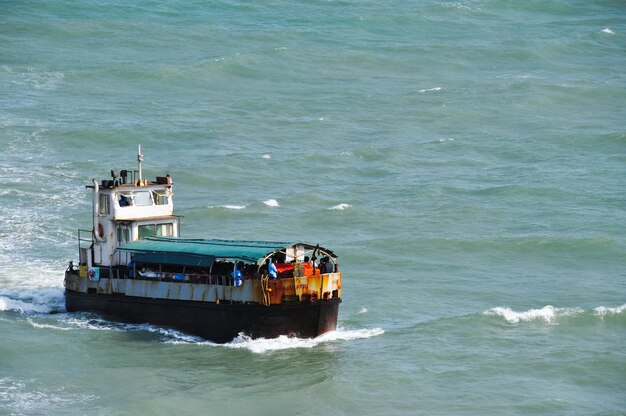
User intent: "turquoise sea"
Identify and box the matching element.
[1,1,625,415]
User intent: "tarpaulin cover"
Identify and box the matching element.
[115,237,297,265]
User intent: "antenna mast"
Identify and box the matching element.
[137,144,144,183]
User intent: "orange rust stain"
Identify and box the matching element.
[267,273,342,303]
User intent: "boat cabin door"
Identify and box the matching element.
[115,224,132,265]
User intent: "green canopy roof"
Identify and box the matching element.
[116,237,298,265]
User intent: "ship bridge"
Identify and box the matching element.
[80,145,181,268]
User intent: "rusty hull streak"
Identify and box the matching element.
[65,272,342,304]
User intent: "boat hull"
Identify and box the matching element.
[64,289,340,343]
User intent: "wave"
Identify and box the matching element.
[441,2,478,11]
[1,65,65,91]
[329,203,351,210]
[63,316,195,334]
[483,305,580,323]
[419,87,442,93]
[483,304,626,324]
[594,304,626,316]
[25,313,203,336]
[0,297,53,314]
[206,204,247,210]
[0,289,64,314]
[207,199,286,210]
[61,316,136,332]
[26,318,73,331]
[0,377,97,414]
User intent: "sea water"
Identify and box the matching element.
[1,1,625,415]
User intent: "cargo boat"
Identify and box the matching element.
[64,146,342,343]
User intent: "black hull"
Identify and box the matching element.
[65,290,340,343]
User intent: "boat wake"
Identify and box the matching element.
[160,326,385,353]
[2,287,383,351]
[25,314,204,337]
[1,293,382,351]
[25,312,384,352]
[220,326,385,353]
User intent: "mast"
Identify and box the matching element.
[137,144,144,184]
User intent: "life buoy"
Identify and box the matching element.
[93,224,106,242]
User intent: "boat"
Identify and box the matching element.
[64,146,342,343]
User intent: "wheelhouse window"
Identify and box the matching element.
[133,191,152,206]
[118,191,154,207]
[138,223,173,239]
[153,190,169,205]
[118,192,132,207]
[99,193,110,215]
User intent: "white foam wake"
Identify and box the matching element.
[27,314,384,351]
[0,259,66,290]
[64,317,198,335]
[0,289,64,314]
[224,327,385,353]
[25,315,122,332]
[23,312,200,337]
[19,303,384,351]
[263,199,279,207]
[162,326,385,352]
[0,297,52,314]
[601,28,615,35]
[26,318,73,331]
